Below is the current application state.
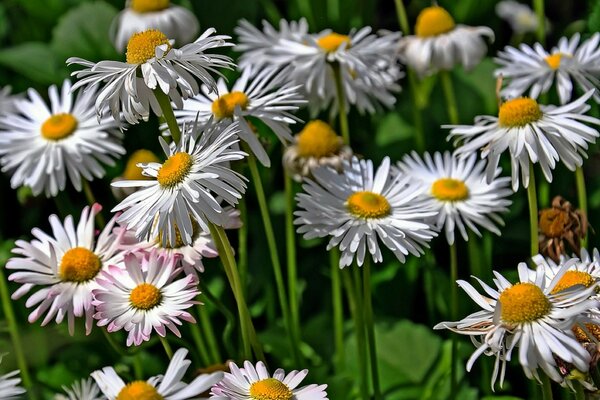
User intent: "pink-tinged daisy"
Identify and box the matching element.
[92,251,199,346]
[0,79,124,197]
[210,360,328,400]
[92,348,223,398]
[7,204,126,334]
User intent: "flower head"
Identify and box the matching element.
[54,378,102,400]
[538,196,587,262]
[0,355,26,400]
[495,1,539,34]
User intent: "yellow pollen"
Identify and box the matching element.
[499,283,551,324]
[347,191,391,219]
[249,378,293,400]
[317,33,351,53]
[573,323,600,343]
[539,208,569,238]
[130,0,170,13]
[498,98,542,127]
[59,247,102,283]
[415,6,456,37]
[116,381,163,400]
[129,283,162,310]
[41,113,78,141]
[157,152,193,188]
[296,120,341,158]
[123,149,160,181]
[545,53,562,70]
[126,29,171,64]
[551,271,595,294]
[211,91,249,120]
[431,178,469,201]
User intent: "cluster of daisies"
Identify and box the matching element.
[1,0,600,397]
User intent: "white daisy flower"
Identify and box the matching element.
[0,355,26,400]
[295,156,437,268]
[495,33,600,104]
[495,1,539,35]
[434,261,599,388]
[111,0,199,52]
[396,151,512,245]
[0,86,20,118]
[93,251,199,346]
[398,5,494,77]
[0,79,124,197]
[532,249,600,293]
[54,378,102,400]
[92,347,223,398]
[112,120,247,247]
[172,66,306,167]
[111,148,161,200]
[209,360,328,400]
[68,28,234,125]
[236,19,402,115]
[7,204,126,335]
[446,90,600,191]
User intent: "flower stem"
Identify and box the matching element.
[393,0,410,34]
[245,148,301,365]
[189,308,211,365]
[238,196,249,293]
[541,374,553,400]
[0,267,37,400]
[198,304,222,364]
[153,88,181,144]
[575,166,588,249]
[528,163,539,257]
[82,180,105,228]
[332,63,350,146]
[285,171,302,361]
[533,0,546,45]
[363,258,381,399]
[574,381,585,400]
[449,241,459,400]
[331,249,345,371]
[159,336,173,359]
[199,280,238,358]
[440,70,459,125]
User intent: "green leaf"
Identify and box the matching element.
[454,58,498,116]
[0,43,66,84]
[375,113,414,146]
[588,0,600,32]
[51,1,120,63]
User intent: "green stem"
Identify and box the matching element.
[440,70,459,125]
[132,354,144,379]
[393,0,410,35]
[528,163,539,257]
[449,242,458,400]
[159,336,173,359]
[245,148,300,364]
[198,304,221,364]
[189,314,211,365]
[101,328,132,357]
[284,171,302,361]
[332,63,350,146]
[82,180,105,228]
[327,0,340,26]
[363,258,381,399]
[257,0,282,24]
[0,268,37,400]
[574,381,585,400]
[541,374,554,400]
[199,280,237,358]
[575,166,588,249]
[238,196,249,294]
[532,0,546,45]
[331,249,345,371]
[153,88,181,144]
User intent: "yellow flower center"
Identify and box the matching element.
[498,98,542,127]
[539,208,569,238]
[157,219,200,248]
[129,283,162,310]
[317,33,351,53]
[545,53,562,70]
[123,149,160,181]
[130,0,170,13]
[116,381,163,400]
[59,247,102,283]
[498,283,552,324]
[41,113,78,141]
[573,323,600,343]
[211,91,250,120]
[551,271,595,294]
[431,178,469,202]
[249,378,293,400]
[415,6,456,37]
[296,120,341,158]
[156,152,193,188]
[347,191,391,219]
[126,29,171,64]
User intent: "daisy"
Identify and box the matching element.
[111,148,161,200]
[283,119,353,182]
[434,261,599,387]
[295,156,437,268]
[172,66,306,167]
[495,33,600,104]
[398,5,494,77]
[111,0,199,52]
[93,251,198,346]
[0,79,124,197]
[495,1,539,35]
[54,378,102,400]
[396,151,512,245]
[533,250,600,294]
[68,28,234,124]
[7,204,126,334]
[92,347,223,398]
[210,360,328,400]
[0,356,26,400]
[446,90,600,191]
[112,120,247,247]
[236,20,402,115]
[0,86,19,117]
